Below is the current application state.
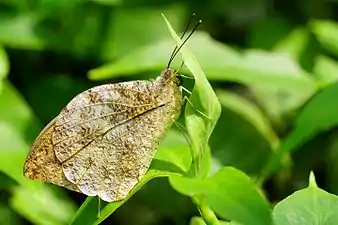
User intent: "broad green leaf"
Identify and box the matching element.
[90,36,178,80]
[310,19,338,57]
[216,90,279,149]
[250,80,315,125]
[0,81,38,183]
[11,186,76,225]
[231,50,315,89]
[89,31,241,80]
[163,14,222,177]
[0,122,76,225]
[0,122,31,185]
[0,82,76,224]
[0,15,45,50]
[245,50,317,124]
[0,46,9,92]
[273,172,338,225]
[70,130,191,225]
[90,30,316,98]
[89,31,232,80]
[0,81,40,140]
[261,82,338,179]
[91,28,317,115]
[170,167,272,225]
[313,55,338,84]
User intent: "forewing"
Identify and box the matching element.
[52,81,157,163]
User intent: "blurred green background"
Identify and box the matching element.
[2,0,338,224]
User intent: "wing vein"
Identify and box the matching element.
[59,103,166,164]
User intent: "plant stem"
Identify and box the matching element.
[193,196,220,225]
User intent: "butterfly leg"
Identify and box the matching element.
[171,119,190,144]
[175,61,194,79]
[180,74,194,79]
[181,93,212,120]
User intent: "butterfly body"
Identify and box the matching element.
[24,68,182,202]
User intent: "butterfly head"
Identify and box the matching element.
[156,68,182,86]
[158,16,201,88]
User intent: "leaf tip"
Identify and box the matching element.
[161,13,167,22]
[309,171,318,187]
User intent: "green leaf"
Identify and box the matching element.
[0,81,76,224]
[0,122,76,225]
[0,122,31,185]
[313,55,338,84]
[232,50,316,89]
[216,90,279,150]
[170,167,272,225]
[90,27,317,115]
[90,30,317,99]
[0,81,40,140]
[0,81,38,183]
[162,14,222,177]
[88,31,241,80]
[0,46,9,92]
[0,15,45,50]
[273,172,338,225]
[310,19,338,57]
[11,185,76,225]
[250,81,315,125]
[261,82,338,179]
[245,50,317,123]
[70,130,191,225]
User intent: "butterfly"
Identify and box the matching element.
[23,17,201,202]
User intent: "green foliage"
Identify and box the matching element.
[170,168,272,225]
[2,0,338,224]
[273,172,338,225]
[0,84,76,225]
[0,46,9,92]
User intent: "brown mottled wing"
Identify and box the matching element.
[51,80,182,202]
[23,118,79,192]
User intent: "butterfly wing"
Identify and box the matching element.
[23,118,80,192]
[49,80,181,202]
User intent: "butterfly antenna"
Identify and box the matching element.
[167,13,196,68]
[167,19,202,68]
